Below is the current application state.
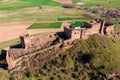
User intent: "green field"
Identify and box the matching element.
[0,0,61,10]
[28,22,62,29]
[58,17,92,21]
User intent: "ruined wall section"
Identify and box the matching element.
[104,25,115,37]
[90,23,101,34]
[71,29,81,39]
[64,26,72,38]
[8,37,57,60]
[6,34,59,69]
[81,28,91,39]
[10,44,61,73]
[20,34,57,49]
[20,35,31,48]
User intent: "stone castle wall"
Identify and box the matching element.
[6,34,59,69]
[63,20,115,40]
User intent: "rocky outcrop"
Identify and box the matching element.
[115,32,120,41]
[106,69,120,80]
[106,9,120,18]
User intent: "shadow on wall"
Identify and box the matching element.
[10,43,22,48]
[0,50,8,69]
[56,31,69,40]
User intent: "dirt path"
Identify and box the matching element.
[0,22,61,43]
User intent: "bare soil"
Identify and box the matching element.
[0,22,61,42]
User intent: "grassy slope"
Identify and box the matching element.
[74,35,120,74]
[37,35,120,79]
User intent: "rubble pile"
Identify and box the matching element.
[106,9,120,18]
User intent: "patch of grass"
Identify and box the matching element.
[27,22,62,29]
[64,57,74,64]
[58,17,92,21]
[72,34,120,74]
[71,21,84,27]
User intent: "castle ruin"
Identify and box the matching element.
[5,19,115,71]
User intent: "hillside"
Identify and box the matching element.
[6,34,120,80]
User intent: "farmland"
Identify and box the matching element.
[0,0,61,10]
[28,22,62,29]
